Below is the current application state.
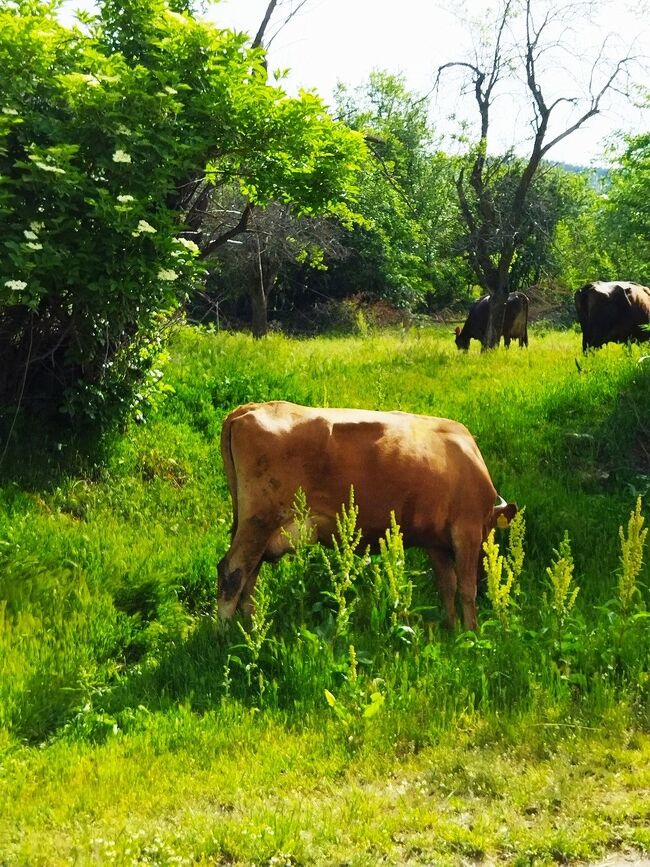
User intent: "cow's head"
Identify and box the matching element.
[454,326,469,350]
[489,495,518,531]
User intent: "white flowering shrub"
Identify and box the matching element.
[0,0,365,427]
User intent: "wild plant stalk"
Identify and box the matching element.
[618,496,647,619]
[483,510,526,629]
[348,644,358,683]
[372,512,411,630]
[282,487,315,623]
[321,487,367,643]
[545,531,579,650]
[237,577,272,697]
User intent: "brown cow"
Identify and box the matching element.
[455,292,529,350]
[217,401,517,630]
[575,281,650,352]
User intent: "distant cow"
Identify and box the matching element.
[217,401,517,631]
[575,281,650,352]
[455,292,529,350]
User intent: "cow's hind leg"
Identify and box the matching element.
[217,518,273,620]
[428,546,458,630]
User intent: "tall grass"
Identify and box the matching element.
[0,326,648,747]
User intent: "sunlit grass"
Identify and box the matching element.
[1,707,648,865]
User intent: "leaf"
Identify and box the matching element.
[363,692,385,718]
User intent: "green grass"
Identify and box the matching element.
[0,324,649,864]
[1,706,649,865]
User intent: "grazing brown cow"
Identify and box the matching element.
[455,292,529,350]
[217,401,517,630]
[575,281,650,352]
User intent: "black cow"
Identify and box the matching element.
[455,292,529,350]
[575,281,650,352]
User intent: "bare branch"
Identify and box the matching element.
[252,0,279,49]
[265,0,311,50]
[253,0,312,51]
[200,203,255,259]
[541,55,633,156]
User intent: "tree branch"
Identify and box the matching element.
[200,202,255,259]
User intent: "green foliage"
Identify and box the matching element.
[321,487,367,643]
[553,182,617,288]
[482,509,526,629]
[372,512,413,635]
[601,123,650,284]
[333,72,468,309]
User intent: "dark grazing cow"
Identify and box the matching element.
[575,281,650,352]
[217,401,517,631]
[455,292,529,350]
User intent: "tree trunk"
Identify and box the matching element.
[250,280,268,338]
[250,240,277,338]
[484,283,509,350]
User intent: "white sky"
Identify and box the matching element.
[211,0,649,165]
[58,0,649,165]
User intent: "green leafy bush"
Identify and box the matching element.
[0,0,365,427]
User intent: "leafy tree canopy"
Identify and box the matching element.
[601,118,650,285]
[334,72,467,309]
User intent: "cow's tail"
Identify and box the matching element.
[220,404,254,539]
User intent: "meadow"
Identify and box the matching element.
[0,324,649,866]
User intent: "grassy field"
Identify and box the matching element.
[0,324,649,865]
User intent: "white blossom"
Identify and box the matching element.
[117,194,135,203]
[23,230,38,240]
[4,280,27,291]
[30,221,44,232]
[164,86,178,95]
[35,162,65,174]
[174,237,200,255]
[25,242,43,251]
[2,107,18,116]
[131,219,156,237]
[112,149,132,164]
[157,269,178,281]
[116,125,132,137]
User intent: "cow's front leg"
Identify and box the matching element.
[452,526,482,631]
[237,565,263,618]
[428,546,458,630]
[217,518,272,620]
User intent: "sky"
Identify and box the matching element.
[210,0,649,165]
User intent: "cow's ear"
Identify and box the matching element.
[495,502,518,528]
[454,326,461,336]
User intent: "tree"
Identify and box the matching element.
[438,0,637,347]
[0,0,365,427]
[553,176,616,290]
[202,193,346,337]
[600,120,650,285]
[334,71,468,310]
